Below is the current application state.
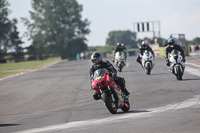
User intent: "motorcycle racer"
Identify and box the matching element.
[90,52,130,100]
[136,41,155,65]
[113,43,127,62]
[165,38,185,66]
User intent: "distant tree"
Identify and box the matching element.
[9,19,24,62]
[157,37,167,46]
[192,37,200,44]
[137,37,151,46]
[106,30,137,48]
[0,0,11,61]
[137,37,167,47]
[25,45,36,60]
[23,0,90,59]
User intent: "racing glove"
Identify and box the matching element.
[112,73,117,78]
[166,59,170,66]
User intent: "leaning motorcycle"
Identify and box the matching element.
[91,68,130,114]
[168,49,185,80]
[115,52,126,72]
[141,50,155,75]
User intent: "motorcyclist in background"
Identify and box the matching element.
[165,38,185,66]
[113,43,127,62]
[136,41,155,66]
[90,52,130,100]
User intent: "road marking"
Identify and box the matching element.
[126,62,129,67]
[185,66,200,76]
[185,62,200,68]
[13,95,200,133]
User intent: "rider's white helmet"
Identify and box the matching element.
[142,41,148,46]
[91,52,102,64]
[117,43,121,46]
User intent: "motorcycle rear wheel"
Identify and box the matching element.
[103,93,117,114]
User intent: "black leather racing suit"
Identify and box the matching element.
[136,45,154,65]
[113,46,127,61]
[90,60,130,99]
[165,44,185,62]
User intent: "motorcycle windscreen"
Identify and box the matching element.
[115,52,125,60]
[144,50,150,56]
[94,68,108,81]
[171,50,180,60]
[171,50,180,56]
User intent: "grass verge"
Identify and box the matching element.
[158,47,165,57]
[0,57,62,79]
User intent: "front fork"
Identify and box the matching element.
[171,64,184,75]
[108,86,116,102]
[100,86,116,102]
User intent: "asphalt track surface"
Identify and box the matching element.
[0,56,200,133]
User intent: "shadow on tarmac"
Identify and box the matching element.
[117,110,150,114]
[182,78,200,81]
[0,124,20,127]
[150,72,171,75]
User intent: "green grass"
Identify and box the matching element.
[0,57,62,79]
[158,47,165,57]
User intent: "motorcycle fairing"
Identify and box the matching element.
[92,68,126,107]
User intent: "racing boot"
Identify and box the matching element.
[136,57,142,67]
[112,57,115,62]
[122,87,130,96]
[121,87,129,101]
[93,91,100,100]
[119,77,130,96]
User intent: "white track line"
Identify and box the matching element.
[13,95,200,133]
[185,66,200,76]
[185,62,200,68]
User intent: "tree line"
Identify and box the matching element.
[1,0,200,63]
[0,0,90,62]
[0,0,24,62]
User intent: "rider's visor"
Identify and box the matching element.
[169,42,174,47]
[92,59,101,64]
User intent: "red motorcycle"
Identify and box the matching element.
[91,68,130,114]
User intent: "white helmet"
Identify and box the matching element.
[91,52,102,64]
[142,41,148,46]
[117,43,124,47]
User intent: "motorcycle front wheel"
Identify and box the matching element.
[102,93,117,114]
[118,62,123,72]
[146,62,151,75]
[176,65,182,80]
[118,66,122,72]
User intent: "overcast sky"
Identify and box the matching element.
[8,0,200,47]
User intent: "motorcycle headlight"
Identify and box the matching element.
[96,83,101,88]
[101,81,106,85]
